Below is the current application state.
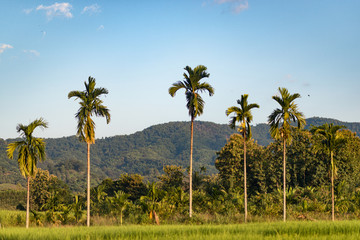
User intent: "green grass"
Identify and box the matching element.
[0,221,360,240]
[0,210,25,227]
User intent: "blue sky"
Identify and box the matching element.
[1,0,359,139]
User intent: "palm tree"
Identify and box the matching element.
[7,118,48,228]
[168,65,214,217]
[140,182,161,224]
[226,94,259,223]
[311,123,345,221]
[68,76,111,227]
[108,190,130,225]
[268,87,305,222]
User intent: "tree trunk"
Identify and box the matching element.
[331,151,335,221]
[283,138,286,222]
[26,176,30,228]
[87,143,91,227]
[243,130,247,223]
[189,117,194,218]
[120,210,123,225]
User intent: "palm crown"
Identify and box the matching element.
[226,94,259,140]
[7,118,48,177]
[310,123,346,153]
[168,65,214,119]
[68,76,111,144]
[268,87,305,141]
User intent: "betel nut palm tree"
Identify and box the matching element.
[226,94,259,223]
[68,76,111,227]
[311,123,345,221]
[268,87,305,222]
[168,65,214,217]
[7,118,48,228]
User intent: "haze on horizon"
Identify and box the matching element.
[1,0,359,139]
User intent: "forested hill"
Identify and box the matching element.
[0,117,359,192]
[0,121,236,191]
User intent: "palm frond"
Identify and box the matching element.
[168,81,186,97]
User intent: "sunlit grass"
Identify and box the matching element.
[0,221,360,240]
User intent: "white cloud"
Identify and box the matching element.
[36,2,73,19]
[214,0,249,14]
[24,50,40,57]
[23,8,33,14]
[97,25,104,31]
[0,44,13,54]
[82,4,101,15]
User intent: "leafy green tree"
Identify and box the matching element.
[266,130,318,191]
[215,134,266,195]
[114,174,147,201]
[311,123,346,221]
[30,168,71,211]
[168,65,214,217]
[268,87,305,221]
[226,94,259,222]
[7,118,48,228]
[158,165,184,190]
[68,76,111,227]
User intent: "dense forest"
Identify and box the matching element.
[0,117,359,192]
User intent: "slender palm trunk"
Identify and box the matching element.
[283,138,286,222]
[120,210,123,225]
[189,117,194,218]
[331,151,335,221]
[26,176,30,228]
[87,143,91,227]
[243,131,247,223]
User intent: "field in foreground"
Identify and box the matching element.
[1,221,360,240]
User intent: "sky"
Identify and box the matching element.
[0,0,359,140]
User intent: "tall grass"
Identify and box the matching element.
[0,221,360,240]
[0,210,25,227]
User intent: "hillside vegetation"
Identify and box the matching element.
[0,117,359,192]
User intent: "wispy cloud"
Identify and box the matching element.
[82,4,101,15]
[97,25,104,31]
[23,8,33,14]
[214,0,249,14]
[23,50,40,57]
[36,2,73,19]
[0,44,13,54]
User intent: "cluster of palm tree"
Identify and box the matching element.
[169,66,346,223]
[6,65,347,228]
[7,77,111,228]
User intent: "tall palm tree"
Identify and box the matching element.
[268,87,305,222]
[7,118,48,228]
[226,94,259,223]
[311,123,345,221]
[68,76,111,227]
[168,65,214,217]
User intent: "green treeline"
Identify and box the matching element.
[0,118,359,193]
[1,126,359,226]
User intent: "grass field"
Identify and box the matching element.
[0,221,360,240]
